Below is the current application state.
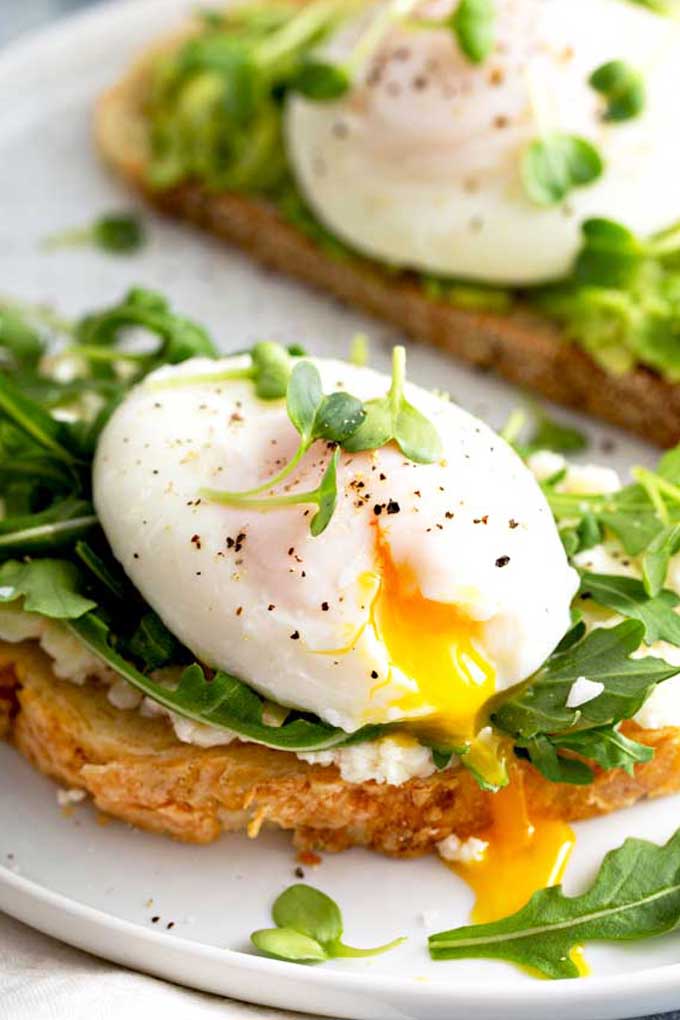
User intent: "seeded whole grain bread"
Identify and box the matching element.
[94,34,680,448]
[5,641,680,854]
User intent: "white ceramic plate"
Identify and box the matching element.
[0,2,679,1017]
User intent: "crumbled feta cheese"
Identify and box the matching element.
[0,604,45,643]
[107,678,143,711]
[437,834,488,864]
[141,697,237,748]
[56,787,87,807]
[528,450,566,482]
[40,621,117,686]
[299,735,437,785]
[573,543,636,578]
[560,464,621,496]
[634,641,680,729]
[566,676,605,709]
[528,453,620,496]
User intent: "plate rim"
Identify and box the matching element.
[2,0,680,1015]
[4,860,680,1012]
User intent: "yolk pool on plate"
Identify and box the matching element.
[448,766,576,923]
[370,535,495,744]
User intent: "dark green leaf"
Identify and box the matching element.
[522,134,604,206]
[128,611,182,670]
[429,828,680,978]
[524,735,594,786]
[0,500,97,556]
[313,392,365,444]
[75,540,130,600]
[555,725,653,776]
[68,613,381,751]
[0,559,96,618]
[642,524,680,597]
[0,371,79,464]
[529,414,588,453]
[76,288,216,367]
[579,571,680,646]
[0,308,43,370]
[493,620,678,740]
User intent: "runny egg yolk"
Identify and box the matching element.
[446,765,588,975]
[370,534,495,745]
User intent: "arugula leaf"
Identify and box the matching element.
[344,346,442,463]
[127,611,183,670]
[0,371,80,465]
[590,60,645,122]
[529,413,588,454]
[0,499,97,556]
[75,288,216,368]
[429,828,680,978]
[521,735,595,786]
[0,559,95,619]
[74,539,130,601]
[579,571,680,646]
[642,523,680,597]
[522,134,604,206]
[252,884,406,964]
[67,613,384,751]
[493,620,679,740]
[449,0,495,64]
[554,725,653,775]
[0,307,43,370]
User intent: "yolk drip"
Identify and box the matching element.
[447,767,576,925]
[371,537,495,744]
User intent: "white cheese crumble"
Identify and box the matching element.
[436,834,488,864]
[107,678,143,711]
[528,451,621,495]
[56,787,87,807]
[299,735,438,785]
[566,676,605,708]
[141,697,238,748]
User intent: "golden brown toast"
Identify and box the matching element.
[5,640,680,856]
[95,38,680,448]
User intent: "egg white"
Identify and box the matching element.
[285,0,680,285]
[93,355,577,733]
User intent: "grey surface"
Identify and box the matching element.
[0,1,678,1018]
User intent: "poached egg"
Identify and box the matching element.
[93,353,578,745]
[285,0,680,285]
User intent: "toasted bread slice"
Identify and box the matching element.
[5,640,680,855]
[94,39,680,448]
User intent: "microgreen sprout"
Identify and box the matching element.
[44,213,146,255]
[251,884,406,964]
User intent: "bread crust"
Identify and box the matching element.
[5,640,680,855]
[94,41,680,448]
